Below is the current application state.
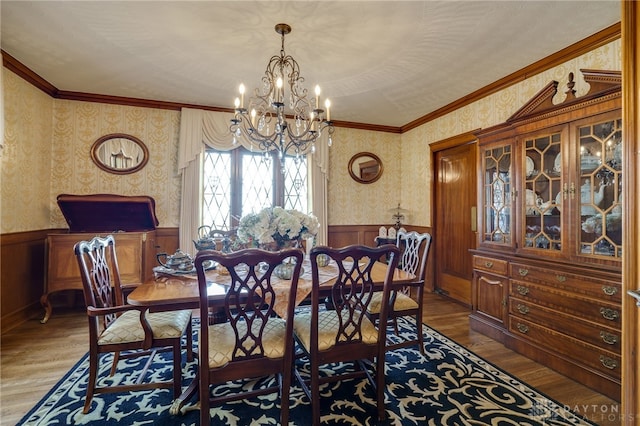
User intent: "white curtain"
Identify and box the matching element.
[310,132,330,246]
[177,107,330,254]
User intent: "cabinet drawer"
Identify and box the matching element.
[509,298,621,352]
[508,316,621,380]
[473,255,508,275]
[509,280,621,328]
[510,262,621,302]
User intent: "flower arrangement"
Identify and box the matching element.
[237,207,320,249]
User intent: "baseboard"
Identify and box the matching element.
[469,314,506,343]
[1,301,42,334]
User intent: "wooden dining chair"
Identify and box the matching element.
[194,247,304,426]
[293,244,400,424]
[74,235,193,414]
[367,230,432,355]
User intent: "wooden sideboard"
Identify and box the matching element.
[41,194,160,323]
[471,251,621,399]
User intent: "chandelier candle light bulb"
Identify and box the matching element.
[276,77,283,103]
[239,83,245,109]
[325,99,331,122]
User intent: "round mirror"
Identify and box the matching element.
[348,152,383,184]
[90,133,149,175]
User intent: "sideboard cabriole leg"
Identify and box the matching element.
[40,294,52,324]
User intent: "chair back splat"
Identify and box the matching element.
[293,244,400,424]
[194,248,304,426]
[74,235,192,414]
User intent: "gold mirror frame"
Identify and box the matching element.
[90,133,149,175]
[348,152,383,184]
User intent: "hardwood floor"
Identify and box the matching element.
[0,293,619,425]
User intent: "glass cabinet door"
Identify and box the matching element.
[482,145,512,245]
[577,117,622,258]
[522,131,563,252]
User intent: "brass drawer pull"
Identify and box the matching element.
[516,323,529,333]
[516,285,529,296]
[600,331,618,345]
[484,261,493,268]
[602,286,618,296]
[518,268,529,277]
[555,275,567,282]
[600,307,620,321]
[599,355,618,370]
[517,304,529,315]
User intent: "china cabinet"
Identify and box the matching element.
[471,70,622,400]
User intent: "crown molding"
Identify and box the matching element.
[401,23,621,133]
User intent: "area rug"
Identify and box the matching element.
[18,317,596,425]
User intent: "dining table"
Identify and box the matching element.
[126,256,415,415]
[128,257,415,317]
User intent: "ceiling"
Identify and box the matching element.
[1,1,621,129]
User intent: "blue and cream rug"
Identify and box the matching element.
[19,318,596,425]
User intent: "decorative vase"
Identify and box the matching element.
[274,262,295,279]
[260,239,304,279]
[316,253,331,267]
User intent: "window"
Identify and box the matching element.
[202,147,309,229]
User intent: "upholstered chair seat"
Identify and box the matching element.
[204,318,288,368]
[294,310,378,351]
[98,310,192,345]
[367,291,419,315]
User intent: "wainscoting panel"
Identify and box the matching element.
[1,230,49,333]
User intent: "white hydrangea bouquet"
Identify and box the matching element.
[237,206,320,249]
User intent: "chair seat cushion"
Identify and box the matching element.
[202,318,288,368]
[293,310,378,352]
[98,309,192,345]
[367,291,419,315]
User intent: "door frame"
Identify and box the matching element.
[430,131,479,304]
[621,1,638,421]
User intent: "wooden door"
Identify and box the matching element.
[432,135,477,306]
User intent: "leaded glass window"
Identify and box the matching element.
[203,148,309,229]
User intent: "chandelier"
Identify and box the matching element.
[230,23,334,167]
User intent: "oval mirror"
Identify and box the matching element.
[348,152,383,184]
[90,133,149,175]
